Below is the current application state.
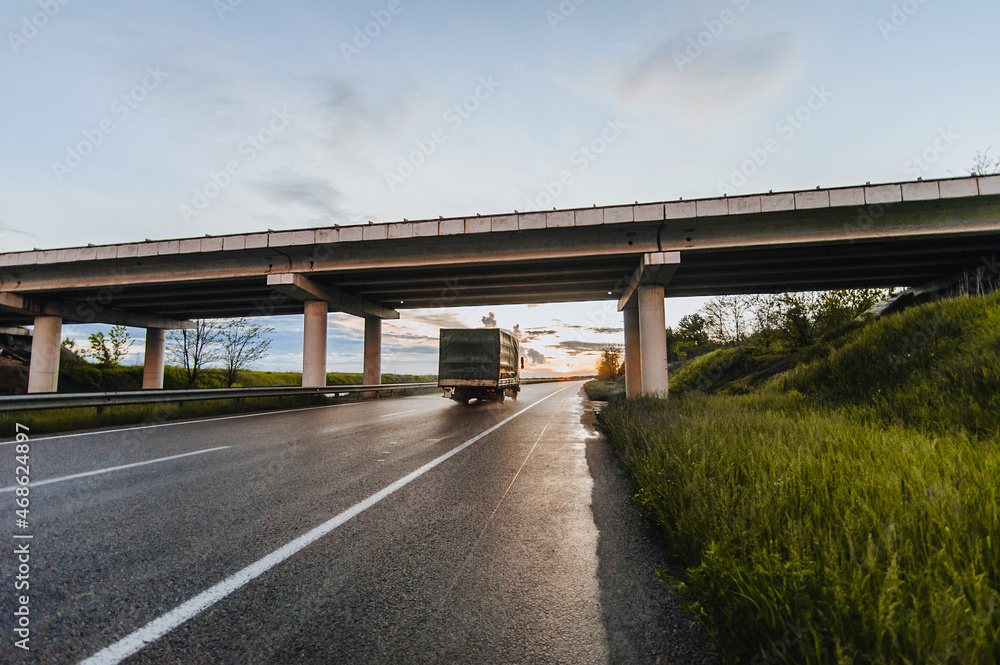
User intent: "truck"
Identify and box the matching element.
[438,328,522,404]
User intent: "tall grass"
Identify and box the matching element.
[601,395,1000,664]
[599,294,1000,663]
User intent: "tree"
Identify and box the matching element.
[969,148,1000,176]
[218,318,275,387]
[167,320,223,388]
[813,288,889,339]
[779,293,818,350]
[676,313,711,346]
[701,295,752,346]
[748,294,784,349]
[83,326,134,366]
[597,343,623,381]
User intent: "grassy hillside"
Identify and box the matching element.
[598,293,1000,664]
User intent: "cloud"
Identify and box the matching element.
[551,340,606,356]
[405,311,469,329]
[588,327,624,335]
[481,312,497,328]
[521,328,559,342]
[385,331,438,344]
[555,31,805,131]
[525,348,546,365]
[252,174,347,222]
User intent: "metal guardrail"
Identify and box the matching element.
[0,383,438,413]
[0,377,587,413]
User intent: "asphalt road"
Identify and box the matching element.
[1,382,717,664]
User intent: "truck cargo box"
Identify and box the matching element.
[438,328,520,403]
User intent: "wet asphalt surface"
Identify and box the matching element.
[0,382,718,664]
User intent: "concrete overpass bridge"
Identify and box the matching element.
[2,175,998,396]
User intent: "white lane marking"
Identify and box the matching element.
[78,384,574,665]
[0,447,231,493]
[0,402,362,445]
[379,409,418,419]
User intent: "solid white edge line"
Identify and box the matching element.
[78,384,574,665]
[0,402,359,445]
[1,392,453,445]
[0,447,232,492]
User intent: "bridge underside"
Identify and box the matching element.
[1,176,997,393]
[3,232,993,323]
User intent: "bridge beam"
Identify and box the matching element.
[618,252,680,312]
[27,315,62,394]
[142,328,166,390]
[0,292,194,329]
[302,300,328,388]
[363,317,382,398]
[267,273,399,320]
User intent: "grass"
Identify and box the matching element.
[0,366,439,435]
[598,293,1000,664]
[584,379,625,401]
[0,394,331,436]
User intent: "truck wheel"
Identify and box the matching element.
[511,389,518,401]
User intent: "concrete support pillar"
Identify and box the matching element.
[363,317,382,387]
[363,317,382,398]
[302,300,328,388]
[27,315,62,394]
[638,285,668,396]
[623,307,642,397]
[142,328,166,389]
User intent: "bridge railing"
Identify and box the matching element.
[0,377,584,412]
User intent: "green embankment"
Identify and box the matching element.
[598,293,1000,664]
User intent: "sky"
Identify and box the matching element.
[2,0,998,375]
